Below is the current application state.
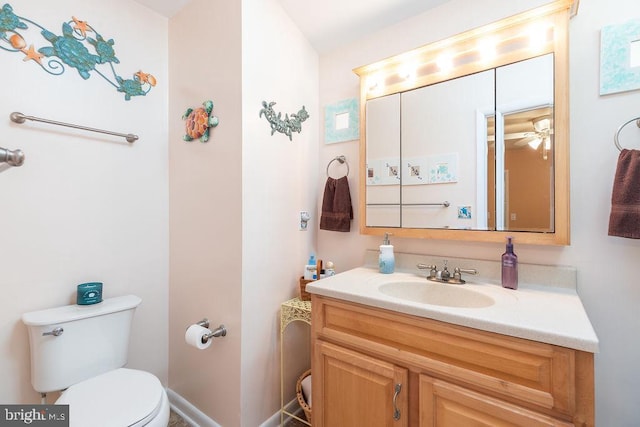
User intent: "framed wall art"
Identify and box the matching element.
[600,19,640,95]
[324,98,359,144]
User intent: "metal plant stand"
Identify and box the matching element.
[280,297,312,426]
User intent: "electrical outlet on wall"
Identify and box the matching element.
[300,211,311,230]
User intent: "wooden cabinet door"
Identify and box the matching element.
[314,341,408,427]
[419,375,574,427]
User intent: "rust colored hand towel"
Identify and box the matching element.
[608,149,640,238]
[320,176,353,232]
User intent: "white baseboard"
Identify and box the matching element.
[166,388,221,427]
[259,397,305,427]
[168,388,304,427]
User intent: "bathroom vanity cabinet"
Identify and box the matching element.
[311,295,594,426]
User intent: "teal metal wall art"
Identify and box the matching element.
[182,100,219,142]
[0,3,156,100]
[259,101,309,141]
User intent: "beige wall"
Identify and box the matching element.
[0,0,169,404]
[169,0,318,425]
[168,0,243,425]
[241,0,318,425]
[318,0,640,424]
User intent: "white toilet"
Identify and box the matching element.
[22,295,170,427]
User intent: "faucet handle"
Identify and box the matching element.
[417,263,437,278]
[417,263,435,270]
[452,267,478,283]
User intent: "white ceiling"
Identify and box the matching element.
[134,0,449,53]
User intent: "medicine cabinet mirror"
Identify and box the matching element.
[355,0,576,245]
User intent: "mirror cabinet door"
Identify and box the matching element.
[494,53,555,232]
[401,70,495,229]
[365,94,401,227]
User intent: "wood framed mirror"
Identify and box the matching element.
[354,0,577,245]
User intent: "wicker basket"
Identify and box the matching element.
[299,277,313,301]
[296,369,312,423]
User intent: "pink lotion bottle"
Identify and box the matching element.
[501,237,518,289]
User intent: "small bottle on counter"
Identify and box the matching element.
[304,255,317,280]
[379,233,395,274]
[325,261,336,277]
[501,237,518,289]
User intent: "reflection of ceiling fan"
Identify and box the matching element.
[505,116,552,150]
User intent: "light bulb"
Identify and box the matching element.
[478,37,497,63]
[398,63,417,82]
[436,52,453,73]
[528,22,550,51]
[368,74,384,94]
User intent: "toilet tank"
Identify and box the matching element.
[22,295,142,393]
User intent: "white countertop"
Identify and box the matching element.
[306,267,599,353]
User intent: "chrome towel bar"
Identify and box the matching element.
[0,146,25,166]
[10,112,138,143]
[405,202,451,207]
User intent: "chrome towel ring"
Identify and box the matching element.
[326,155,349,177]
[614,117,640,151]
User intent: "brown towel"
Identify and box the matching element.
[608,149,640,238]
[320,176,353,232]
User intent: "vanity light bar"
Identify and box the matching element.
[375,25,555,95]
[355,0,575,98]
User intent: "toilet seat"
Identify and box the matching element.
[56,368,165,427]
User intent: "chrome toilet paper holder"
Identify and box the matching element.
[194,318,227,344]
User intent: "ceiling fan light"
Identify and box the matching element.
[533,117,550,132]
[528,137,542,150]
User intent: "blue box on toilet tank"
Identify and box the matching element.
[76,282,103,305]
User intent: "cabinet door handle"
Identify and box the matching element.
[392,383,402,420]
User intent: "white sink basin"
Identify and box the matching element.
[379,281,495,308]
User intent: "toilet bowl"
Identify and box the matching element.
[22,295,169,427]
[56,368,169,427]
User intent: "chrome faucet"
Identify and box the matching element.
[417,260,478,284]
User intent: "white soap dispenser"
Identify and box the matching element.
[379,233,395,274]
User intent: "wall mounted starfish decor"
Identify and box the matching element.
[0,3,156,101]
[259,101,309,141]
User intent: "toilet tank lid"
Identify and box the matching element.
[22,295,142,326]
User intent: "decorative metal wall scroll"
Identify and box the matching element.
[0,3,156,101]
[259,101,309,141]
[182,100,219,142]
